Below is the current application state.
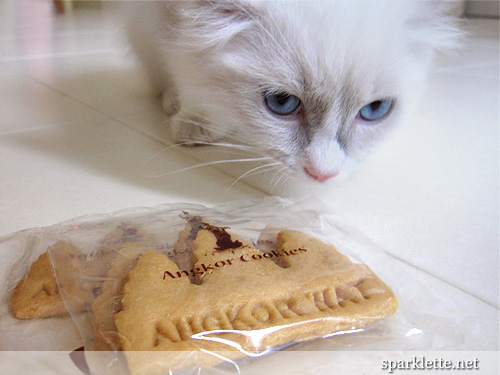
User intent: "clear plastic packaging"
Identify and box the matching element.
[0,197,471,374]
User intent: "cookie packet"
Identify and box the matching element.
[0,197,452,374]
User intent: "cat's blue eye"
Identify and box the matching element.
[358,99,393,121]
[264,92,301,115]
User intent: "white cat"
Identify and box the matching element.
[128,0,462,182]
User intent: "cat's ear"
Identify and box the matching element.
[193,0,261,18]
[168,0,262,50]
[407,0,465,51]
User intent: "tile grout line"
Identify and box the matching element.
[19,71,271,197]
[378,246,499,310]
[0,49,123,64]
[0,28,122,41]
[326,210,500,310]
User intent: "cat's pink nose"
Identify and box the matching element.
[304,166,339,182]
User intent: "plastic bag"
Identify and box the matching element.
[0,197,468,374]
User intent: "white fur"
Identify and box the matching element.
[128,0,462,182]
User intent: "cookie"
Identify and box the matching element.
[116,227,398,374]
[172,215,204,283]
[12,225,157,320]
[92,221,200,350]
[12,241,86,319]
[91,248,146,350]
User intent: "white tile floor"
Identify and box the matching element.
[0,0,498,373]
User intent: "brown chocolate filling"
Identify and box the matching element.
[202,224,242,251]
[180,212,242,251]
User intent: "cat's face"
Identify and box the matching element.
[172,0,461,182]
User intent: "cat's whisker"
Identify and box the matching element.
[175,110,257,147]
[138,141,201,174]
[146,156,274,178]
[142,136,264,171]
[223,161,282,197]
[270,167,291,195]
[175,113,228,136]
[270,165,288,185]
[173,108,274,158]
[179,139,263,154]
